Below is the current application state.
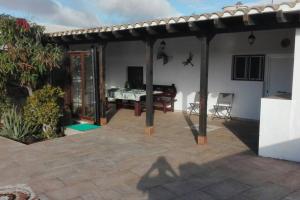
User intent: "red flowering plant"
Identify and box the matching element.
[0,14,62,96]
[16,18,30,32]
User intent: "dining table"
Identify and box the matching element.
[107,88,162,116]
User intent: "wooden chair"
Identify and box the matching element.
[142,84,177,113]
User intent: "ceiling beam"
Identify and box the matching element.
[243,14,255,26]
[112,31,123,39]
[146,27,158,35]
[84,33,97,40]
[188,22,201,32]
[61,36,72,42]
[276,11,288,23]
[213,18,226,29]
[72,35,84,40]
[129,29,141,37]
[166,24,178,33]
[98,32,111,40]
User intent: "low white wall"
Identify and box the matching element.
[258,98,299,161]
[259,28,300,162]
[105,29,294,120]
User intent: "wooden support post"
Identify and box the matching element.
[145,37,155,136]
[98,42,107,125]
[92,46,100,125]
[198,36,210,145]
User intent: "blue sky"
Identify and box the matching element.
[0,0,288,31]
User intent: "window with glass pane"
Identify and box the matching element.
[232,55,265,81]
[249,56,264,81]
[233,56,248,80]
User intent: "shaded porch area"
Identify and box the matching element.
[107,109,259,154]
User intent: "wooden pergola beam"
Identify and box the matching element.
[213,18,226,29]
[166,24,178,33]
[129,29,141,37]
[98,32,111,40]
[276,11,288,23]
[243,14,255,26]
[98,42,108,125]
[61,36,72,42]
[197,35,212,145]
[145,37,156,136]
[188,22,201,32]
[146,27,158,35]
[112,31,123,39]
[73,35,83,40]
[92,46,100,125]
[85,34,97,40]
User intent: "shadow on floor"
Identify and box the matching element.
[136,151,299,200]
[223,119,259,154]
[182,112,198,143]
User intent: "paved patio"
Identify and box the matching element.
[0,110,300,200]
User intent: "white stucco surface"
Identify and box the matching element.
[259,28,300,162]
[103,29,294,120]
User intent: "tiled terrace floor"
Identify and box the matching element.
[0,110,300,200]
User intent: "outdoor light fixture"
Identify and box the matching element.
[248,31,256,45]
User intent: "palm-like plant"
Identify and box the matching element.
[0,107,39,142]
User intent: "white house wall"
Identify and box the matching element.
[70,28,295,120]
[106,29,294,120]
[259,28,300,162]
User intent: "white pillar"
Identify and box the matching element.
[290,28,300,139]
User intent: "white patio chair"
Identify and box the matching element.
[187,92,200,116]
[212,93,234,120]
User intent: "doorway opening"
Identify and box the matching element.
[69,51,96,122]
[127,66,143,89]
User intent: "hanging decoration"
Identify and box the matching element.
[183,52,194,67]
[248,31,256,45]
[157,40,170,65]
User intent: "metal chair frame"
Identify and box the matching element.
[212,93,234,120]
[188,92,200,116]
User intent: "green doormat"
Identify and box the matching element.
[67,124,100,132]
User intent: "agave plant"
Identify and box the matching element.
[0,107,39,142]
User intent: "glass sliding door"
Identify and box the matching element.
[83,54,96,118]
[70,51,96,121]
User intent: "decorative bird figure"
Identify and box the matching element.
[183,52,194,67]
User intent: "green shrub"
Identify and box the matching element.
[0,107,38,142]
[23,85,64,139]
[0,96,11,120]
